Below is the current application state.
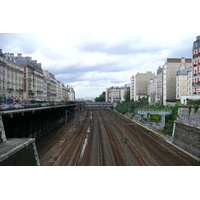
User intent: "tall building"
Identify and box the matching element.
[0,49,76,102]
[192,35,200,95]
[0,51,24,101]
[15,53,44,100]
[162,58,191,105]
[130,71,156,101]
[156,66,163,105]
[176,67,191,100]
[148,77,157,105]
[43,70,51,100]
[66,85,75,101]
[49,73,57,101]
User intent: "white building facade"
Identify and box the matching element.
[0,49,75,102]
[148,77,157,105]
[192,36,200,95]
[130,71,156,101]
[106,84,130,102]
[162,58,191,106]
[0,51,24,102]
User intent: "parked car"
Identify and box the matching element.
[13,103,25,109]
[0,104,15,111]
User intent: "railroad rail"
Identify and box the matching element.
[37,110,200,166]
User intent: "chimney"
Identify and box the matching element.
[18,53,22,57]
[10,53,14,57]
[32,60,37,64]
[196,35,200,40]
[0,49,2,54]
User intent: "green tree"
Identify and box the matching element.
[95,91,106,102]
[124,90,130,102]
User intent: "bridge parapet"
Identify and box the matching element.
[137,109,172,115]
[85,102,114,110]
[85,102,114,106]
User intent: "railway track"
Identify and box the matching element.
[90,111,100,166]
[37,109,200,166]
[53,112,90,166]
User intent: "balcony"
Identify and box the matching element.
[28,90,35,93]
[192,81,200,85]
[193,74,197,76]
[37,90,43,93]
[193,54,199,58]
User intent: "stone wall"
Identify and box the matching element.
[173,106,200,158]
[176,106,200,127]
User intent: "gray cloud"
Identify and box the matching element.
[0,33,40,54]
[0,32,199,98]
[78,36,166,56]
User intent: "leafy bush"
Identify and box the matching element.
[150,114,161,122]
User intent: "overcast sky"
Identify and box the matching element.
[1,0,199,99]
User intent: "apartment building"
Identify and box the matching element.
[66,85,75,101]
[106,84,130,102]
[156,66,163,105]
[106,86,123,102]
[0,51,24,101]
[62,84,68,101]
[0,49,75,102]
[148,77,157,105]
[43,71,66,101]
[192,35,200,95]
[15,53,44,100]
[162,58,191,105]
[130,71,156,101]
[176,67,191,99]
[43,70,51,100]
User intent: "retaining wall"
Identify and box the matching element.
[173,106,200,158]
[0,138,40,166]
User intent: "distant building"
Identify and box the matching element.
[156,66,163,105]
[106,84,130,102]
[148,77,157,105]
[176,67,192,100]
[162,58,191,105]
[130,71,156,101]
[43,70,51,100]
[84,97,95,102]
[106,86,123,102]
[66,85,75,101]
[49,72,57,101]
[0,49,75,102]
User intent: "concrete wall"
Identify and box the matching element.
[0,115,6,144]
[173,106,200,158]
[0,138,40,166]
